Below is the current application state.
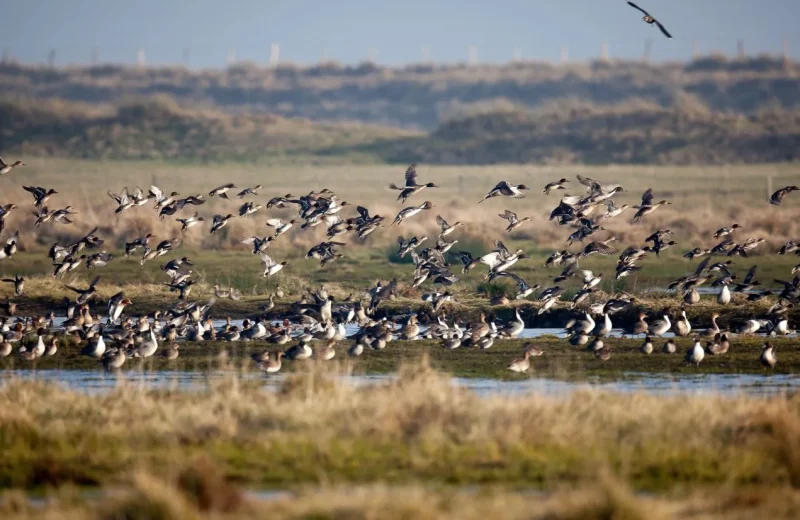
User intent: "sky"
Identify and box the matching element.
[4,0,799,68]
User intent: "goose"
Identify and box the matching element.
[640,335,654,355]
[685,338,705,367]
[760,343,777,370]
[673,310,692,337]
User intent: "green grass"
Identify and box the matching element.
[6,335,800,380]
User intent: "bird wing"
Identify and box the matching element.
[404,164,419,186]
[148,185,163,200]
[641,188,654,206]
[656,20,672,38]
[576,175,600,193]
[499,210,517,222]
[356,206,370,219]
[581,270,594,281]
[626,1,649,16]
[694,257,711,276]
[259,253,276,268]
[495,240,510,258]
[744,265,758,284]
[435,214,448,230]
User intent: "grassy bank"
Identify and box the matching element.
[5,335,800,379]
[4,471,800,519]
[0,363,799,492]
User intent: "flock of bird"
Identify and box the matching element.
[0,149,795,375]
[0,3,794,375]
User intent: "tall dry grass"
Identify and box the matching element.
[2,159,798,255]
[0,360,799,490]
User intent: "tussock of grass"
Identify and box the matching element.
[0,362,799,491]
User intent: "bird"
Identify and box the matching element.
[685,338,705,367]
[209,183,237,199]
[435,215,462,238]
[0,157,25,175]
[210,214,235,234]
[388,164,438,203]
[260,253,288,277]
[760,343,777,370]
[390,201,434,226]
[507,349,532,373]
[626,2,672,38]
[498,210,531,233]
[479,181,530,203]
[542,178,568,194]
[770,186,799,205]
[1,275,24,296]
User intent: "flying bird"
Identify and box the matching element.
[627,2,672,39]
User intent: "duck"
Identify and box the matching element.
[672,310,692,337]
[592,313,612,338]
[160,344,180,360]
[441,326,463,350]
[640,335,654,355]
[588,337,604,352]
[284,340,313,361]
[210,214,235,234]
[702,313,721,337]
[44,337,58,356]
[507,350,532,373]
[760,342,777,370]
[266,218,297,237]
[399,315,420,340]
[390,201,434,226]
[499,308,525,338]
[260,253,288,277]
[134,329,158,358]
[717,284,731,305]
[388,164,438,203]
[480,181,530,203]
[594,347,612,361]
[569,331,589,347]
[629,312,648,336]
[498,210,531,233]
[102,348,126,371]
[648,312,671,336]
[347,341,364,357]
[476,336,494,350]
[0,338,11,357]
[0,157,25,176]
[542,178,568,194]
[662,338,677,354]
[685,338,705,367]
[208,183,236,199]
[261,352,284,373]
[316,341,336,361]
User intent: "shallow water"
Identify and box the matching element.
[4,368,797,397]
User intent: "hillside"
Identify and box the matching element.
[0,95,414,162]
[0,56,798,130]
